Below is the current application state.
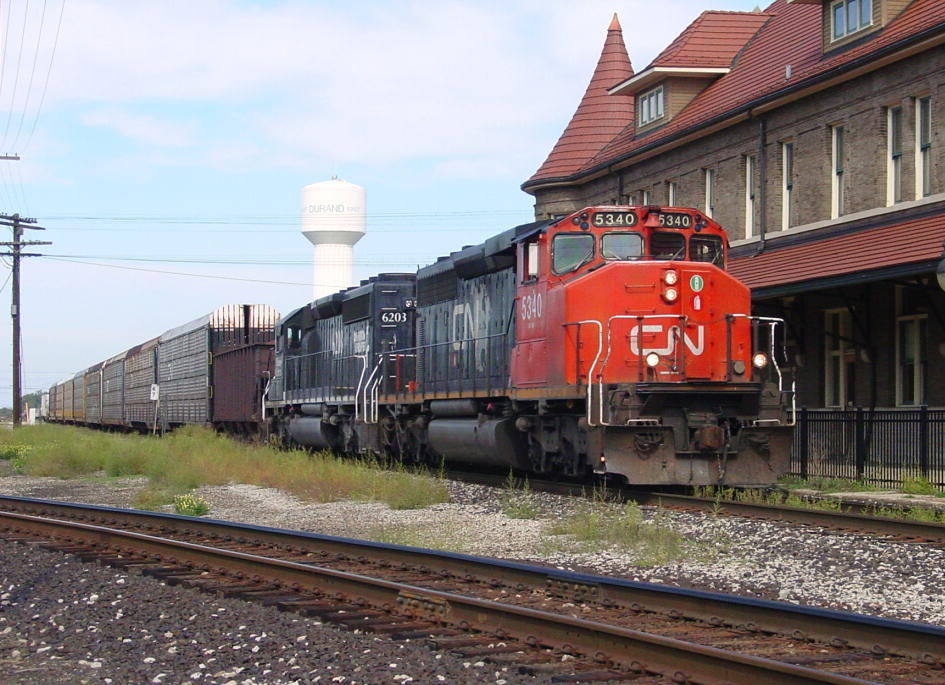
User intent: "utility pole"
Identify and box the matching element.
[0,214,50,426]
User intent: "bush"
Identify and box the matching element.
[172,493,210,517]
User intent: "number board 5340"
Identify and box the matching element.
[592,211,638,227]
[657,212,693,228]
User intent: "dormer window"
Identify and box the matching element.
[638,86,664,126]
[831,0,872,41]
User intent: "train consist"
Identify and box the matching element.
[46,305,279,434]
[47,205,795,486]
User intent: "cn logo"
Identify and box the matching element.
[629,325,704,356]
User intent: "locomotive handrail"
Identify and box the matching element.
[599,314,688,427]
[563,320,603,427]
[352,354,368,423]
[728,314,796,427]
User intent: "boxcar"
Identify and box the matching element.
[125,338,158,429]
[85,362,104,426]
[157,304,280,428]
[211,304,280,432]
[102,351,126,426]
[62,377,75,421]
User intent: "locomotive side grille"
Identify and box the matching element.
[418,269,458,307]
[342,294,371,323]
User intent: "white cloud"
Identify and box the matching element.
[43,0,760,175]
[80,108,194,146]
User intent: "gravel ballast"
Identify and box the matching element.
[0,542,555,685]
[3,472,945,682]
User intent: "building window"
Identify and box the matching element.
[782,142,794,230]
[641,189,650,205]
[666,180,677,206]
[896,315,927,406]
[888,106,903,205]
[638,86,664,126]
[831,0,872,41]
[824,308,853,407]
[745,154,756,238]
[917,96,932,198]
[704,168,715,218]
[831,125,845,219]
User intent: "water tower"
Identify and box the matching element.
[301,178,366,300]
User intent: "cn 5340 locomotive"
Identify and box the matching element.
[270,205,795,486]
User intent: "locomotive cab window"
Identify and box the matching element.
[690,235,724,267]
[522,241,540,283]
[650,231,685,260]
[552,233,595,274]
[601,232,643,260]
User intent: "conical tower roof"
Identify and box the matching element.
[524,14,634,187]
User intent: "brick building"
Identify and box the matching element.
[523,0,945,415]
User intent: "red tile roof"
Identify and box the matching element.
[649,10,772,69]
[526,14,634,184]
[525,0,945,189]
[729,213,945,292]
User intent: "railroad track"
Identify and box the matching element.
[1,496,944,684]
[447,469,945,546]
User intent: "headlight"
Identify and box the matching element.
[752,352,769,369]
[664,287,678,302]
[664,270,678,285]
[645,352,660,368]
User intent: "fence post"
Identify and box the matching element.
[799,406,809,480]
[855,406,865,481]
[920,404,929,479]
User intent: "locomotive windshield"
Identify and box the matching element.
[651,231,686,260]
[601,232,643,260]
[690,235,725,266]
[553,233,595,274]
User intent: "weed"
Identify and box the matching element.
[901,476,943,497]
[546,500,712,566]
[499,471,541,520]
[777,476,881,493]
[4,424,450,511]
[172,493,210,517]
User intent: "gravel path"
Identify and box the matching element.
[3,471,945,683]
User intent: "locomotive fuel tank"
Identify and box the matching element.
[427,418,530,470]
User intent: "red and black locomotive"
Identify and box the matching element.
[270,205,794,486]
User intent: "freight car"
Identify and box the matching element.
[47,304,279,433]
[269,205,795,486]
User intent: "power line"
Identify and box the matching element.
[12,0,47,152]
[1,0,30,152]
[22,0,64,153]
[46,256,319,287]
[44,253,438,266]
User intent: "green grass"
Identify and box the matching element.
[499,471,541,520]
[777,476,881,493]
[366,522,465,552]
[900,476,944,497]
[2,424,449,511]
[545,497,725,567]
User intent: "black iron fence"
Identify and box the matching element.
[792,407,945,487]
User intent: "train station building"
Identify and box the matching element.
[523,0,945,478]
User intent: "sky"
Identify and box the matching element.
[5,0,766,401]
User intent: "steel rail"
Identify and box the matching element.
[0,507,886,685]
[1,495,943,667]
[630,491,945,543]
